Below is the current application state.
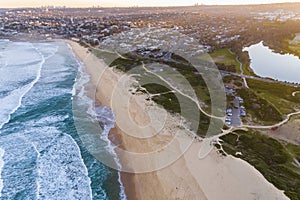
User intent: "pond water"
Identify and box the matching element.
[243,41,300,83]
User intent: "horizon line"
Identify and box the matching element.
[1,1,300,9]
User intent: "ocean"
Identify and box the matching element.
[0,40,126,200]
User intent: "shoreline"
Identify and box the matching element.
[63,39,207,199]
[62,39,137,199]
[0,148,4,198]
[109,126,137,200]
[65,39,290,200]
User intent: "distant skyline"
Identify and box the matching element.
[1,0,300,8]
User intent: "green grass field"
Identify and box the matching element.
[247,78,300,114]
[209,48,241,73]
[237,87,283,125]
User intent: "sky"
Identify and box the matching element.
[1,0,300,8]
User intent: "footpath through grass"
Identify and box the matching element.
[107,51,224,137]
[247,78,300,115]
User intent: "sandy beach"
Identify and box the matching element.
[65,40,289,200]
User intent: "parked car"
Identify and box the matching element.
[226,108,233,116]
[225,116,232,125]
[237,97,244,103]
[240,110,246,117]
[225,121,232,125]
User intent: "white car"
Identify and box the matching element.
[225,117,232,125]
[225,120,232,125]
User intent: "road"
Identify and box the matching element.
[227,49,298,88]
[236,56,249,88]
[220,70,300,87]
[242,110,300,129]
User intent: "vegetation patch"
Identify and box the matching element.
[216,63,236,73]
[143,82,212,136]
[237,88,283,125]
[247,78,300,114]
[222,75,243,87]
[209,48,240,73]
[105,52,217,137]
[220,130,300,200]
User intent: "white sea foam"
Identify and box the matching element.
[0,41,93,199]
[73,53,127,200]
[0,147,4,198]
[0,82,39,129]
[95,107,127,200]
[0,42,59,129]
[0,42,45,129]
[32,43,58,60]
[32,128,92,200]
[15,121,92,200]
[0,39,10,42]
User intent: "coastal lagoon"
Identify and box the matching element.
[243,41,300,83]
[0,40,125,199]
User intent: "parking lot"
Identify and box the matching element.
[226,97,243,127]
